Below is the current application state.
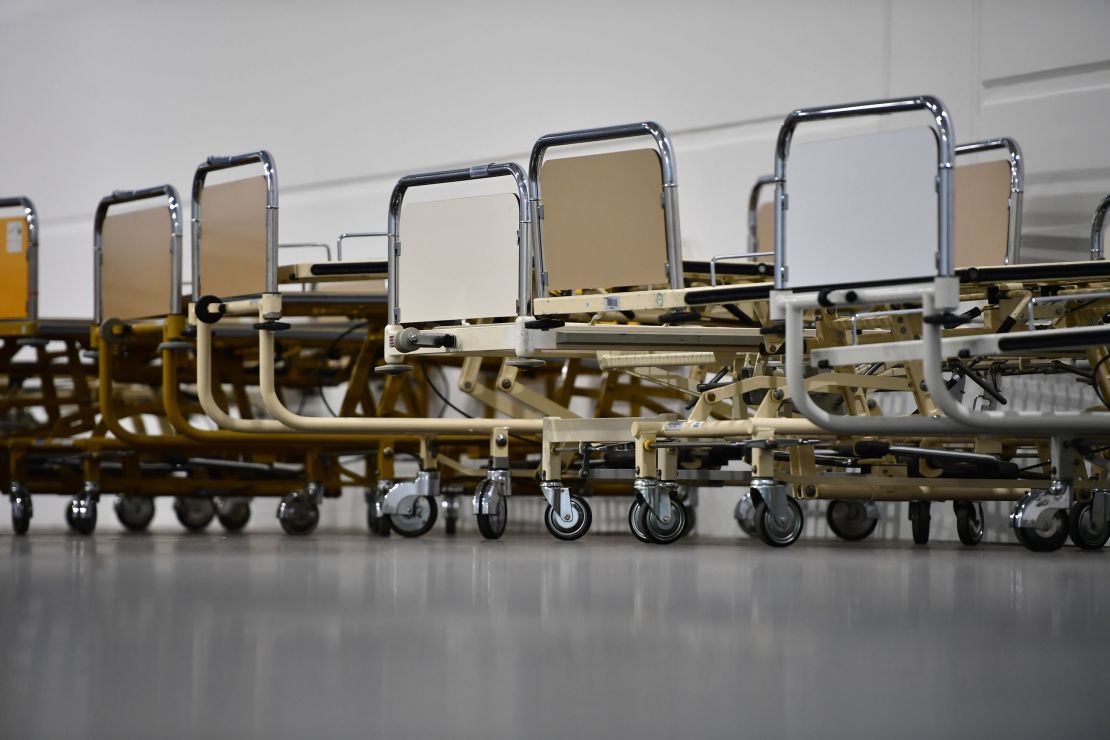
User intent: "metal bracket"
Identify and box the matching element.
[1010,481,1070,530]
[473,469,511,515]
[381,470,440,516]
[751,476,790,526]
[634,477,672,525]
[540,480,573,523]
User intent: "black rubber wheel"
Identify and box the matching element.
[367,499,389,536]
[954,501,984,546]
[476,482,508,540]
[175,497,215,532]
[734,494,758,537]
[11,496,31,536]
[638,497,687,545]
[1015,510,1069,552]
[278,496,320,535]
[754,497,803,547]
[67,500,97,536]
[445,516,458,536]
[544,496,592,541]
[115,495,155,532]
[1068,501,1109,550]
[628,500,652,543]
[908,501,931,545]
[826,500,879,542]
[682,504,697,538]
[215,498,251,532]
[390,495,438,537]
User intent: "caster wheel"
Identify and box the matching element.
[545,495,592,541]
[637,496,687,545]
[11,495,32,536]
[682,504,697,537]
[908,501,931,545]
[826,500,879,542]
[115,496,155,532]
[277,493,320,535]
[215,497,251,531]
[1068,501,1110,550]
[628,500,651,543]
[390,495,438,537]
[954,501,984,546]
[754,497,803,548]
[476,482,508,540]
[175,497,215,532]
[367,500,389,536]
[67,499,97,536]
[445,516,457,536]
[734,493,758,537]
[1015,510,1069,552]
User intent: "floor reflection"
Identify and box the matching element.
[0,533,1107,739]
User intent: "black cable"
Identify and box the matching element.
[315,321,370,417]
[1092,353,1110,410]
[419,361,541,445]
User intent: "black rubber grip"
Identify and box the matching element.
[194,295,226,324]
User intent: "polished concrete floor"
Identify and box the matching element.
[1,531,1107,740]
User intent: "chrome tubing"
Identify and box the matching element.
[191,150,278,297]
[336,232,388,261]
[955,137,1024,264]
[386,162,530,325]
[93,185,183,323]
[528,121,682,292]
[1093,193,1110,261]
[0,196,38,322]
[774,95,956,289]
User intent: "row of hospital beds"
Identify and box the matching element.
[3,94,1108,551]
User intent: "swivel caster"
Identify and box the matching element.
[10,486,31,536]
[115,495,155,532]
[753,497,802,548]
[826,500,879,542]
[277,491,320,535]
[908,501,931,545]
[1012,489,1069,552]
[634,495,686,545]
[390,495,438,537]
[175,497,215,532]
[366,487,390,537]
[1068,501,1110,550]
[954,501,984,546]
[545,495,592,541]
[66,498,98,536]
[215,497,251,532]
[475,479,508,540]
[734,492,758,538]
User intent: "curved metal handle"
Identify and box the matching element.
[93,184,183,323]
[528,121,682,292]
[387,163,530,324]
[1092,193,1110,261]
[191,150,278,296]
[774,95,956,288]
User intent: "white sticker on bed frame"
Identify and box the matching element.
[6,221,22,254]
[398,193,520,324]
[784,126,938,289]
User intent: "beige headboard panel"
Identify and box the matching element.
[399,193,520,324]
[199,176,268,298]
[954,160,1012,268]
[755,202,774,265]
[101,206,174,320]
[540,148,668,291]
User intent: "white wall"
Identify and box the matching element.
[2,0,1109,533]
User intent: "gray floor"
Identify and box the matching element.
[1,531,1107,740]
